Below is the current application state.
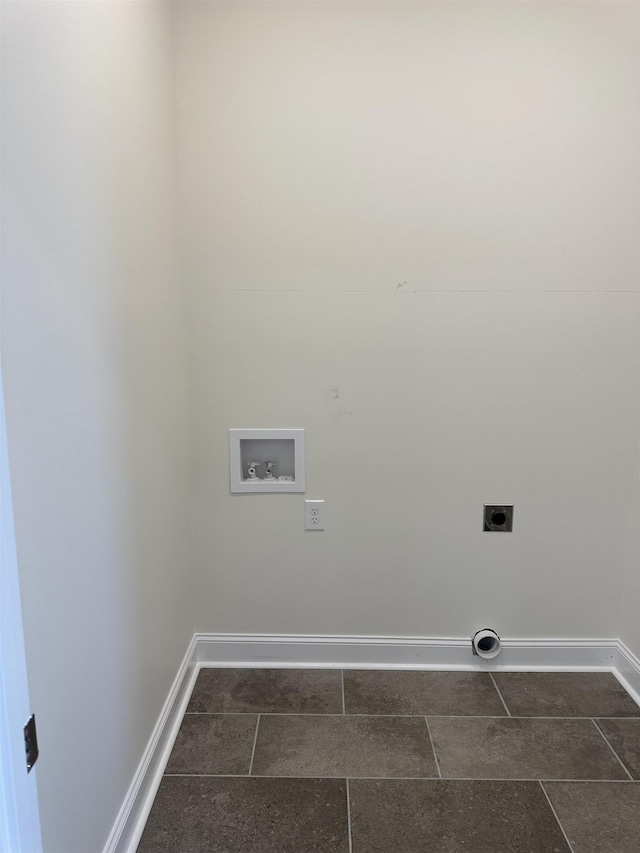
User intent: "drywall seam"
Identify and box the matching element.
[170,0,196,640]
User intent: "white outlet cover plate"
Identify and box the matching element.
[229,429,305,493]
[305,499,325,530]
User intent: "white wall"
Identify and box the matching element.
[176,1,640,639]
[2,2,639,848]
[1,3,192,851]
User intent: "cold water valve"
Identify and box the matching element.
[246,461,261,481]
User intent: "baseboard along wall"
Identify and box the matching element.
[105,633,640,853]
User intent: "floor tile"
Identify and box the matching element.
[595,718,640,779]
[349,779,571,852]
[136,776,349,853]
[543,781,640,853]
[492,672,640,717]
[165,714,257,775]
[187,668,343,714]
[428,717,629,780]
[251,714,438,778]
[343,669,507,716]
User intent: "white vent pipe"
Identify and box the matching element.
[472,628,502,659]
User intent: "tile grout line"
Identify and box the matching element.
[539,782,574,853]
[424,717,442,779]
[591,719,635,781]
[162,773,637,782]
[341,670,346,715]
[248,715,261,776]
[489,673,512,717]
[346,778,353,853]
[439,776,637,783]
[184,711,640,719]
[187,286,638,294]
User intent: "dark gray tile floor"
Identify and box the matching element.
[138,668,640,852]
[594,718,640,779]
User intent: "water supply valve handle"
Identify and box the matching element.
[247,461,261,480]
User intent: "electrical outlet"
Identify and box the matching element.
[483,504,514,532]
[305,499,325,530]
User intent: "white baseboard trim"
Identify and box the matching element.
[613,640,640,708]
[194,632,621,671]
[103,635,199,853]
[108,632,640,853]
